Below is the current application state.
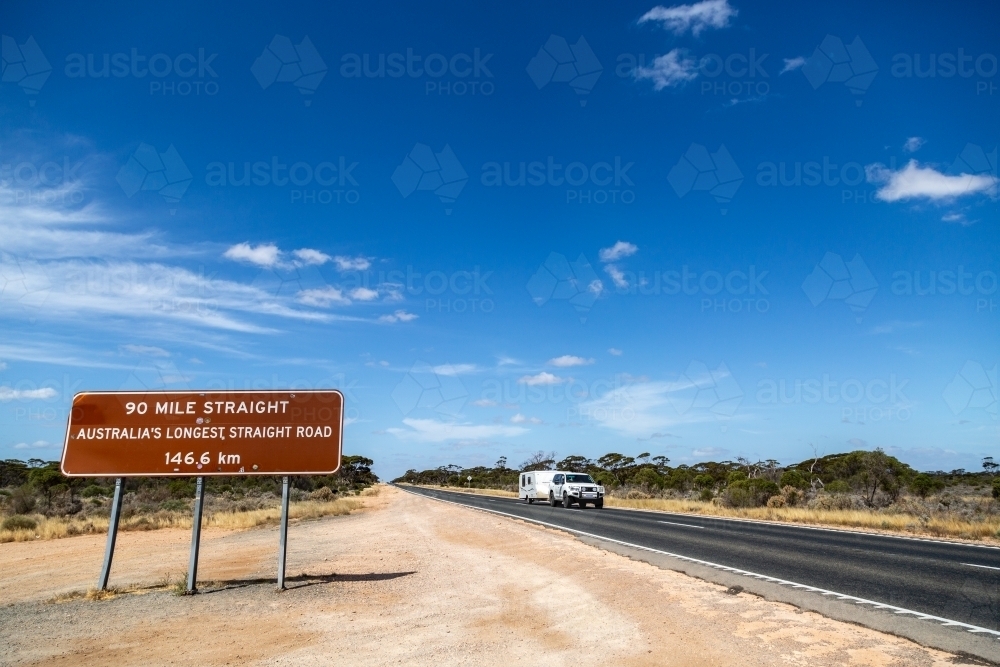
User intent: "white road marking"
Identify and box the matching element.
[963,563,1000,571]
[659,521,704,529]
[402,487,1000,640]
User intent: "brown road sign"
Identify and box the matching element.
[61,390,343,477]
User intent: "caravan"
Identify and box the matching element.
[519,470,605,508]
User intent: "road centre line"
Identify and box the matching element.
[403,487,1000,639]
[659,521,704,529]
[963,563,1000,571]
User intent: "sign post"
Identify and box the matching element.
[277,476,290,590]
[61,390,344,593]
[96,477,125,591]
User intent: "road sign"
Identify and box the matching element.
[61,390,343,477]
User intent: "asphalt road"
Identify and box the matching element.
[404,486,1000,634]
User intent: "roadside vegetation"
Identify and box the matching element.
[394,451,1000,542]
[0,456,378,543]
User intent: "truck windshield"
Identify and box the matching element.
[565,474,595,483]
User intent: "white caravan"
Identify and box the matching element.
[519,470,605,508]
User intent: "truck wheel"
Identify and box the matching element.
[549,492,557,507]
[595,499,604,509]
[528,498,534,504]
[562,493,572,508]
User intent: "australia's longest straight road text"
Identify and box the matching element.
[404,486,1000,633]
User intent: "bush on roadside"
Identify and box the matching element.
[2,515,37,531]
[910,474,945,499]
[825,480,850,494]
[309,486,335,501]
[993,478,1000,500]
[721,478,779,508]
[779,469,808,490]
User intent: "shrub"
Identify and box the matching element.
[159,499,188,512]
[779,469,808,490]
[722,478,779,508]
[309,486,335,501]
[727,470,748,484]
[693,474,714,490]
[910,474,944,499]
[698,488,713,502]
[633,467,665,489]
[825,480,850,494]
[993,478,1000,500]
[2,515,37,531]
[10,485,36,514]
[81,485,109,498]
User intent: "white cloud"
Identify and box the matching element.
[638,0,737,35]
[579,380,724,437]
[120,344,170,357]
[866,160,997,202]
[510,413,526,423]
[780,57,806,74]
[472,398,498,407]
[548,355,595,368]
[692,447,729,458]
[518,372,564,386]
[941,212,975,226]
[599,241,638,262]
[634,50,699,90]
[604,264,629,289]
[903,137,925,153]
[432,363,478,376]
[297,286,351,307]
[379,310,418,323]
[588,279,604,296]
[350,287,380,301]
[13,440,56,449]
[0,387,58,401]
[293,248,332,265]
[386,418,527,442]
[224,242,280,268]
[608,348,623,356]
[0,361,7,370]
[334,255,371,271]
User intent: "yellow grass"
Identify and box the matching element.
[409,485,1000,544]
[0,497,365,544]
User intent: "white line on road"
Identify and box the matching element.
[963,563,1000,571]
[659,521,704,529]
[402,487,1000,640]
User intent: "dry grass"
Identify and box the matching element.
[0,497,365,544]
[408,485,1000,544]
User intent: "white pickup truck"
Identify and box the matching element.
[519,470,604,508]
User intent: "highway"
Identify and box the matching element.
[403,486,1000,636]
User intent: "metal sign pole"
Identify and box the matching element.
[277,476,290,590]
[96,477,125,590]
[186,477,206,594]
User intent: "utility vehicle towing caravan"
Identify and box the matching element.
[519,470,605,508]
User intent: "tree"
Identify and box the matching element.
[520,451,556,471]
[494,456,508,471]
[556,455,591,472]
[849,449,909,507]
[983,457,998,476]
[910,474,943,499]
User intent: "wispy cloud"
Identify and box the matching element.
[866,160,996,202]
[333,255,371,271]
[378,310,418,324]
[638,0,737,36]
[604,264,629,289]
[518,372,565,386]
[548,355,595,368]
[598,241,638,262]
[608,348,623,356]
[386,418,527,442]
[0,387,58,401]
[780,57,806,74]
[120,344,170,357]
[634,50,699,90]
[224,242,331,269]
[903,137,925,153]
[13,440,57,449]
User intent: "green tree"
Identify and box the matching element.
[910,474,944,499]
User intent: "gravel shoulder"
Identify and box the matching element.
[0,486,971,666]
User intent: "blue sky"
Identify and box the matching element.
[0,0,997,479]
